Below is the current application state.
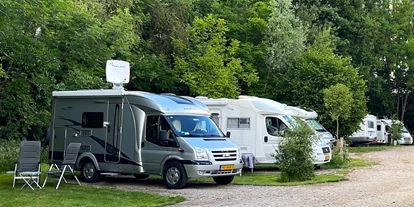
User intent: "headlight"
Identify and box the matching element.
[195,147,209,161]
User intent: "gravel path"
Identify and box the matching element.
[95,146,414,207]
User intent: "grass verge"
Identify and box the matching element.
[189,172,346,186]
[0,174,184,207]
[348,145,397,154]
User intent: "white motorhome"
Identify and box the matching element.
[47,60,243,189]
[349,114,377,144]
[375,119,413,145]
[196,96,332,166]
[288,106,335,147]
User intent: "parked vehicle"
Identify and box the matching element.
[48,60,243,189]
[375,118,413,145]
[196,96,332,166]
[288,106,336,147]
[349,114,377,144]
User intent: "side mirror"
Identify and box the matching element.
[226,131,231,138]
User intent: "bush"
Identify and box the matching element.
[273,122,316,182]
[0,139,49,172]
[324,145,349,168]
[0,139,20,172]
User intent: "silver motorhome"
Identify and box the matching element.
[48,60,243,189]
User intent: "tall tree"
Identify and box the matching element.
[174,14,258,98]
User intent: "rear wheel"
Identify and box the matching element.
[163,161,188,189]
[80,160,101,183]
[213,175,234,185]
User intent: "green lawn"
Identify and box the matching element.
[348,145,398,154]
[0,174,184,207]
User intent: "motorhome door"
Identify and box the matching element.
[263,116,286,161]
[104,99,123,162]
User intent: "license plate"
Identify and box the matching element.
[220,164,234,170]
[325,155,330,160]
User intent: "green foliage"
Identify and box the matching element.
[274,46,366,137]
[174,14,258,98]
[0,139,20,173]
[390,120,403,141]
[323,146,349,169]
[323,84,353,121]
[273,123,315,182]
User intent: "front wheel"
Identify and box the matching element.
[163,161,188,189]
[80,160,101,183]
[213,175,234,185]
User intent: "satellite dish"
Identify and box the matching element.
[106,60,130,89]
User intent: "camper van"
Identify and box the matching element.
[349,114,377,144]
[376,119,413,145]
[288,106,335,147]
[196,96,331,166]
[48,60,243,189]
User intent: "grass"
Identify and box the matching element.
[323,157,376,169]
[348,145,398,154]
[189,171,346,186]
[0,174,184,207]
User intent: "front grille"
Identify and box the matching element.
[211,150,237,161]
[322,147,330,153]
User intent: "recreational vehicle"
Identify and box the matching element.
[288,106,335,147]
[349,114,377,144]
[376,119,413,145]
[196,96,332,166]
[48,60,243,189]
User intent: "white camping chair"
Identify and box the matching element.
[42,143,81,189]
[7,140,42,190]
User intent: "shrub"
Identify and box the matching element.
[273,122,316,182]
[324,145,349,168]
[0,139,20,172]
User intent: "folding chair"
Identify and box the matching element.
[42,143,81,189]
[6,140,42,190]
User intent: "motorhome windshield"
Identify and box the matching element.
[402,126,409,133]
[305,119,327,132]
[166,115,223,137]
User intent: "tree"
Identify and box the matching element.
[323,84,353,160]
[174,14,258,98]
[261,0,305,97]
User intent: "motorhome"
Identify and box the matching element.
[288,106,335,147]
[376,119,413,145]
[196,96,331,166]
[349,114,377,144]
[48,60,243,189]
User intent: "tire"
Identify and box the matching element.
[133,174,150,180]
[163,161,188,189]
[213,175,234,185]
[80,159,101,183]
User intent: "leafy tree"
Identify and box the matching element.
[273,42,366,137]
[323,84,353,139]
[389,120,403,145]
[273,122,315,182]
[323,83,353,161]
[262,0,305,97]
[174,14,258,98]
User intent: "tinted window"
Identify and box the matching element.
[82,112,104,128]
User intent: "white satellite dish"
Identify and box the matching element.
[106,60,130,89]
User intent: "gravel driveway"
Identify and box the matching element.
[95,146,414,207]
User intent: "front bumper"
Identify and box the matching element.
[184,162,244,178]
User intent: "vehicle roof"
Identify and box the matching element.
[288,106,318,119]
[196,95,293,115]
[53,90,210,115]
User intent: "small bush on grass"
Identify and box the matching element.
[273,122,316,182]
[0,139,20,172]
[324,145,349,168]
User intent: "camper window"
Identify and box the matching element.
[82,112,104,128]
[266,117,287,136]
[368,121,374,129]
[146,116,174,144]
[227,118,250,129]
